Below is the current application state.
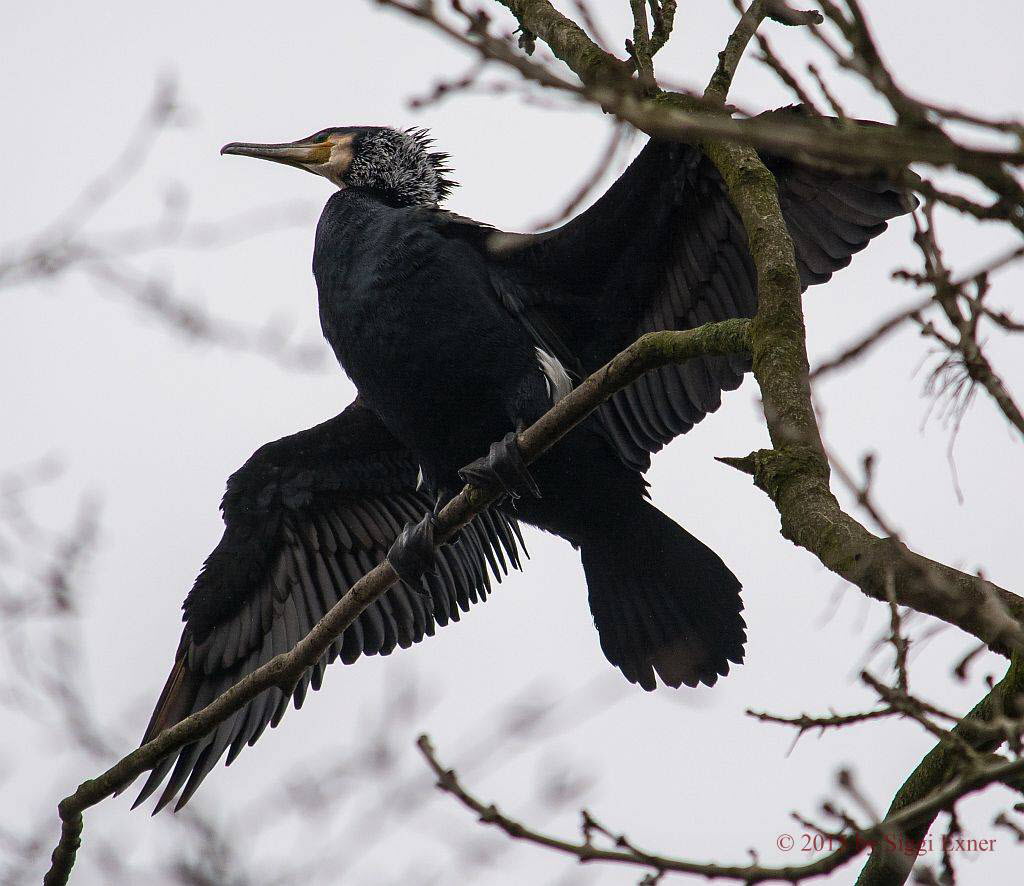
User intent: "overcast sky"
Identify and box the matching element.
[3,2,1023,884]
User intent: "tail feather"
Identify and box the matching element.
[579,501,745,690]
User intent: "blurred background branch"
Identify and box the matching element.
[0,78,325,372]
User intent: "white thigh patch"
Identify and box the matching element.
[535,347,573,403]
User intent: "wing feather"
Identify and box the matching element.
[134,401,523,811]
[484,107,914,470]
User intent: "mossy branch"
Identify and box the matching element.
[370,3,1024,883]
[855,654,1024,885]
[43,5,1024,882]
[705,0,766,104]
[42,318,750,886]
[492,0,1024,659]
[490,0,1023,181]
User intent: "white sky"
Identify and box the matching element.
[3,1,1023,883]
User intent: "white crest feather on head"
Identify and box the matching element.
[347,128,457,207]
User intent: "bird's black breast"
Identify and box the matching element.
[312,191,543,486]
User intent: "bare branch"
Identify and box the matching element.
[705,1,768,105]
[0,81,324,374]
[765,3,821,27]
[41,317,751,886]
[35,5,1024,882]
[755,35,824,113]
[855,655,1024,886]
[810,298,930,380]
[417,729,1024,884]
[527,122,629,230]
[746,705,896,734]
[903,202,1024,438]
[626,0,656,92]
[647,0,677,57]
[490,0,1024,660]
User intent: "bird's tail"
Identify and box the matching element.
[578,500,745,690]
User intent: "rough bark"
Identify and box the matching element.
[855,654,1024,886]
[42,319,750,886]
[494,0,1024,657]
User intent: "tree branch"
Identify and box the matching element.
[483,1,1024,185]
[42,4,1024,880]
[416,729,1024,883]
[705,1,766,105]
[905,202,1024,439]
[626,0,655,91]
[42,318,751,886]
[855,654,1024,886]
[378,2,1024,181]
[647,0,678,57]
[487,0,1024,658]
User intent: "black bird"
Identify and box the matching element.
[137,112,913,811]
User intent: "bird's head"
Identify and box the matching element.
[221,126,456,207]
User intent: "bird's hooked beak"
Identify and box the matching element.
[221,132,355,187]
[220,139,331,171]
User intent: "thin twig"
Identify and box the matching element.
[417,731,1024,884]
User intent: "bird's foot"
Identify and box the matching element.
[459,430,540,500]
[430,491,463,545]
[387,513,440,585]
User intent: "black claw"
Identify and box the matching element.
[388,513,440,585]
[459,431,540,500]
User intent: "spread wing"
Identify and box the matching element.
[481,107,916,469]
[134,399,523,812]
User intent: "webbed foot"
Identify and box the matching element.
[459,431,540,500]
[387,513,440,585]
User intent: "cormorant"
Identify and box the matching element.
[136,111,913,811]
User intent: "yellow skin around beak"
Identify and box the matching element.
[221,134,354,186]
